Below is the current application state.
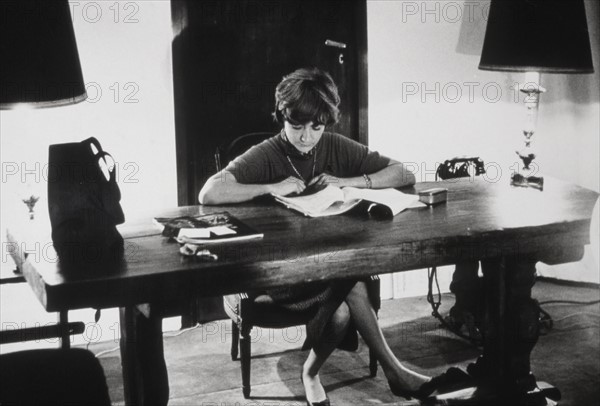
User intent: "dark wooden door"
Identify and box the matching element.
[172,0,368,206]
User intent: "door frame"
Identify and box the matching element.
[171,0,368,207]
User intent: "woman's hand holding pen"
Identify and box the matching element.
[269,176,306,196]
[307,173,340,187]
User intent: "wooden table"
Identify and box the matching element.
[10,177,598,405]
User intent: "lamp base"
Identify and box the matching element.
[511,173,544,191]
[516,150,536,170]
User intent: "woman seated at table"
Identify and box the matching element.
[199,67,433,404]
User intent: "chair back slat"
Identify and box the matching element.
[215,132,275,171]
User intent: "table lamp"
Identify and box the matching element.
[479,0,594,190]
[0,0,87,109]
[1,0,87,217]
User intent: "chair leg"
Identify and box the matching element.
[240,325,252,398]
[58,310,70,349]
[368,347,378,377]
[369,307,379,377]
[231,321,239,361]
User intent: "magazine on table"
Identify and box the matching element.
[153,212,263,244]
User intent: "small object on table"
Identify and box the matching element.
[419,188,448,205]
[179,244,218,260]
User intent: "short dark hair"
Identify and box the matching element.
[273,67,340,126]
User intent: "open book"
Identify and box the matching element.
[273,185,424,217]
[153,212,263,245]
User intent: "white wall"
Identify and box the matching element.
[368,0,600,293]
[1,1,598,348]
[1,1,177,225]
[0,1,178,352]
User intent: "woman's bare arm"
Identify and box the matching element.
[198,171,306,205]
[307,159,416,189]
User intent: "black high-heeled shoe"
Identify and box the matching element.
[300,373,330,406]
[387,379,427,400]
[388,367,473,400]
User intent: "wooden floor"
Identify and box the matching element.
[82,279,600,406]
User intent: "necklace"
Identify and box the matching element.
[286,148,317,183]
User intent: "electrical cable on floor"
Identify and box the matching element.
[425,267,599,344]
[553,324,600,332]
[94,324,201,358]
[426,267,483,347]
[539,308,600,334]
[535,295,599,334]
[163,323,200,337]
[551,312,600,323]
[95,346,120,358]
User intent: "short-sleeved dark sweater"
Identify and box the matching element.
[223,130,389,351]
[225,130,390,184]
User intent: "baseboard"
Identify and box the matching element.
[536,276,600,289]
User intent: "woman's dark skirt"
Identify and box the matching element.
[256,279,360,351]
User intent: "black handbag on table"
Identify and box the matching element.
[47,137,125,265]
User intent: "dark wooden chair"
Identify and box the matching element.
[216,132,381,398]
[1,265,109,405]
[0,348,111,405]
[214,132,276,172]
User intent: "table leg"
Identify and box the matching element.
[119,306,169,406]
[58,310,70,349]
[433,256,559,405]
[480,257,540,387]
[504,256,540,389]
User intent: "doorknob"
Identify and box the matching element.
[325,39,347,49]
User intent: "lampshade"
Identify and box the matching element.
[479,0,594,73]
[0,1,86,109]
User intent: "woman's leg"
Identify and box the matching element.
[302,302,351,402]
[345,281,430,390]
